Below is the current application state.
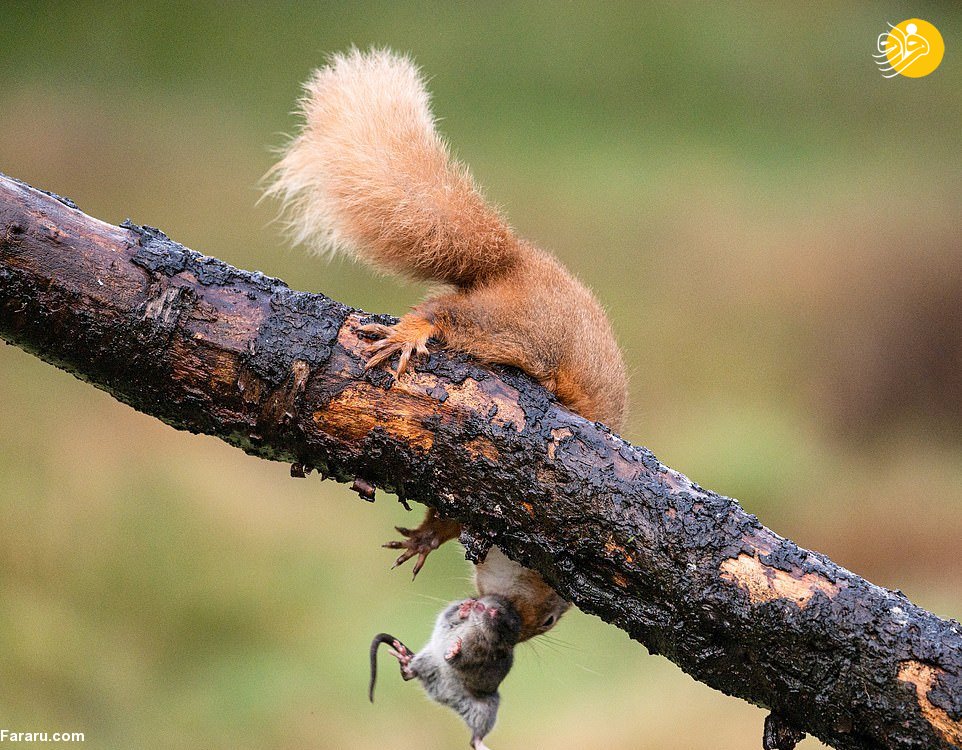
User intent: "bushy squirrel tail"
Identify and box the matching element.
[265,48,519,288]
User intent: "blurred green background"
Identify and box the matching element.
[1,3,960,748]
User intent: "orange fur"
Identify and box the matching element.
[267,48,628,638]
[264,48,517,288]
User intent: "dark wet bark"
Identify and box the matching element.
[1,173,960,750]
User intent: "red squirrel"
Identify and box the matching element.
[266,48,628,642]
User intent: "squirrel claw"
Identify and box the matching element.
[382,510,461,579]
[410,552,428,578]
[358,317,435,378]
[386,546,428,579]
[357,322,394,339]
[364,339,423,378]
[384,524,442,578]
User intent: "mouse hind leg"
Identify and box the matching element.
[461,694,499,750]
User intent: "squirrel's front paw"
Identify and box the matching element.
[383,524,444,579]
[358,314,437,378]
[382,513,461,579]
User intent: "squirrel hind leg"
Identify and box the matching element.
[358,310,440,378]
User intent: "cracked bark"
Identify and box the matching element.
[1,173,960,750]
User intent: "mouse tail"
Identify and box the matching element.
[369,632,409,702]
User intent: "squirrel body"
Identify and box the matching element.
[268,48,628,642]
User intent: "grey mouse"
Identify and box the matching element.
[370,595,522,749]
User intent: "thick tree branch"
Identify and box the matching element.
[1,173,960,749]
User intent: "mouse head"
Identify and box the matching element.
[474,547,571,642]
[443,595,522,645]
[474,594,522,644]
